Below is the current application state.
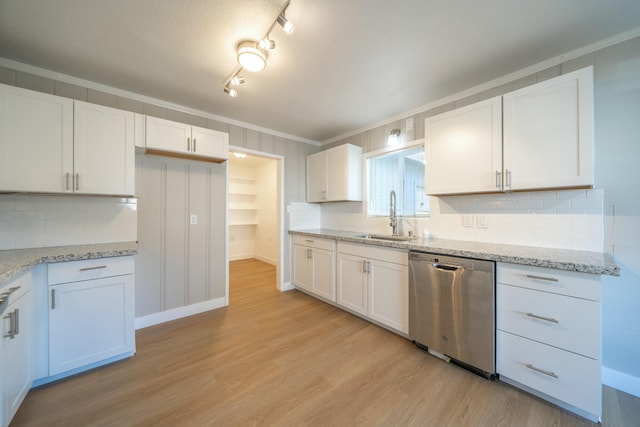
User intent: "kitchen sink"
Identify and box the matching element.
[354,233,416,242]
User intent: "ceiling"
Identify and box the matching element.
[0,1,639,144]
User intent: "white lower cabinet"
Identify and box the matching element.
[291,236,336,302]
[337,242,408,334]
[48,257,135,377]
[1,271,32,427]
[496,263,602,422]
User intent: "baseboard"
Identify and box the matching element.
[281,281,295,291]
[603,367,640,398]
[229,253,253,261]
[254,254,277,266]
[135,297,227,330]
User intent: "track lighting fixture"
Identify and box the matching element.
[223,1,294,98]
[388,129,401,146]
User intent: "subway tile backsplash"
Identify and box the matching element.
[0,195,137,250]
[429,189,604,251]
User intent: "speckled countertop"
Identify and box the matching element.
[0,242,138,283]
[291,229,620,276]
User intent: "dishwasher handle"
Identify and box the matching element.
[432,263,460,271]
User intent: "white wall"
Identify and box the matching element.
[254,160,278,264]
[324,34,640,395]
[0,194,137,249]
[594,36,640,396]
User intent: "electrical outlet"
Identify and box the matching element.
[405,118,414,132]
[476,215,489,229]
[190,214,197,225]
[462,214,474,228]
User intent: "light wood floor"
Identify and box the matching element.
[11,259,640,426]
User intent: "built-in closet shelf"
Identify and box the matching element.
[230,221,258,226]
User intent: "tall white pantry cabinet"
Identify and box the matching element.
[0,84,135,196]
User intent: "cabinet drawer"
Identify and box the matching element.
[497,331,601,416]
[292,235,335,251]
[497,263,600,301]
[48,256,134,285]
[497,284,600,359]
[337,242,408,265]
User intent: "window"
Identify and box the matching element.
[366,144,428,217]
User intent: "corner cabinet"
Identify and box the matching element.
[503,68,593,190]
[145,116,229,161]
[424,67,594,195]
[0,84,135,196]
[496,263,602,422]
[47,257,135,377]
[1,271,32,427]
[306,144,362,202]
[336,242,408,334]
[291,235,336,302]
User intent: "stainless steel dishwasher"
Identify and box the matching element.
[409,251,495,378]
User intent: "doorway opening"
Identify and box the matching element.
[227,148,283,299]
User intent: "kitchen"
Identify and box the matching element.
[0,0,639,425]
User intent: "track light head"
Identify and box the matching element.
[258,38,276,50]
[230,74,245,86]
[224,86,238,97]
[277,13,294,34]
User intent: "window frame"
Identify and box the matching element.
[362,138,429,218]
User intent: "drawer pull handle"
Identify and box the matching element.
[526,363,558,379]
[305,239,314,243]
[525,274,559,282]
[79,265,107,272]
[51,289,56,310]
[526,312,559,323]
[3,311,15,339]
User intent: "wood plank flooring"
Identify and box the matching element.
[11,259,640,426]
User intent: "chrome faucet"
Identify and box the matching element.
[389,190,403,236]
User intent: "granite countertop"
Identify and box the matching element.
[291,229,620,276]
[0,241,138,283]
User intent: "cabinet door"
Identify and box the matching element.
[336,253,367,315]
[2,292,32,427]
[425,96,502,195]
[292,244,311,291]
[191,126,228,160]
[368,259,408,333]
[326,145,348,200]
[145,116,191,155]
[306,152,325,202]
[503,67,594,190]
[73,101,135,195]
[310,248,336,302]
[49,274,134,376]
[0,84,73,192]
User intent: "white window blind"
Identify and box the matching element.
[367,146,428,216]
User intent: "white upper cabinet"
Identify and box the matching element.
[73,101,135,196]
[0,84,135,196]
[503,67,594,190]
[306,143,362,202]
[145,116,229,161]
[424,67,594,195]
[425,96,502,195]
[0,84,73,193]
